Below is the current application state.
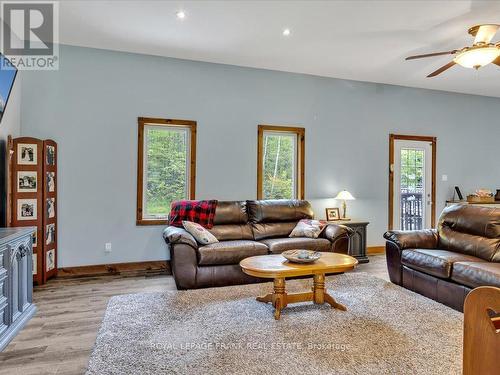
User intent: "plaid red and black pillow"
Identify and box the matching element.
[168,200,218,229]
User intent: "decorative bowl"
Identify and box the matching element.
[282,250,321,264]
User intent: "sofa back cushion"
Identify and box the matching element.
[247,200,314,240]
[438,205,500,262]
[213,201,248,225]
[211,201,253,241]
[247,200,313,223]
[209,224,254,241]
[251,222,298,241]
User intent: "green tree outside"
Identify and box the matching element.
[400,148,424,193]
[145,127,188,216]
[262,134,295,199]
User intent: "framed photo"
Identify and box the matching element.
[325,207,341,221]
[46,197,55,218]
[46,249,55,271]
[47,172,55,192]
[46,223,56,245]
[33,253,37,275]
[17,199,37,220]
[17,171,37,192]
[17,143,37,165]
[31,230,37,248]
[46,145,56,165]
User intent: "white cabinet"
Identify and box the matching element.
[0,228,36,351]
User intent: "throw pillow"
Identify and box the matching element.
[182,221,219,245]
[289,219,327,239]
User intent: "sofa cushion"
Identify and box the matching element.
[259,237,331,254]
[246,200,313,223]
[451,262,500,288]
[252,222,297,241]
[197,240,268,266]
[213,201,248,225]
[209,224,254,241]
[401,249,485,279]
[437,204,500,261]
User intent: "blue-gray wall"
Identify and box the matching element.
[21,45,500,267]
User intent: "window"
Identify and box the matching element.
[257,125,305,200]
[137,117,196,225]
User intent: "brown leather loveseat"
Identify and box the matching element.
[384,204,500,311]
[163,200,352,289]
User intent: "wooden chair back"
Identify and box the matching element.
[463,286,500,375]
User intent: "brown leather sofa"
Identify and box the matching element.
[384,204,500,311]
[163,200,353,289]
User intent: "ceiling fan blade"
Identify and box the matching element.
[493,56,500,67]
[406,51,457,60]
[427,61,456,78]
[471,24,499,45]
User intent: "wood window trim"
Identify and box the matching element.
[136,117,197,226]
[388,134,436,230]
[257,125,305,200]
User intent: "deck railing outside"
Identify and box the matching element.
[400,192,423,230]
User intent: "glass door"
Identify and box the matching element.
[392,139,433,230]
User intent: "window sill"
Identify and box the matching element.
[136,219,169,226]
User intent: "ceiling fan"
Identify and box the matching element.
[406,24,500,77]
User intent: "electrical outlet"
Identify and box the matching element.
[105,243,112,253]
[442,174,448,181]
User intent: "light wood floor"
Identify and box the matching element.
[0,255,388,375]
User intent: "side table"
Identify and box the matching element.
[328,220,369,263]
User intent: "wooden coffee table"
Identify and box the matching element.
[240,252,358,320]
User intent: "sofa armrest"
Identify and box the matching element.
[322,224,354,242]
[320,224,354,242]
[163,226,198,249]
[163,227,200,289]
[383,229,438,250]
[321,224,354,253]
[383,229,438,286]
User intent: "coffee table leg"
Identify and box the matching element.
[273,278,286,320]
[257,275,346,318]
[256,293,273,303]
[313,274,325,304]
[324,293,347,311]
[314,273,347,311]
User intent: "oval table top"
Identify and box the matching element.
[240,252,358,279]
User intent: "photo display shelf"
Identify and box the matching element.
[10,137,57,285]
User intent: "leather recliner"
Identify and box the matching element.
[384,204,500,311]
[163,200,353,289]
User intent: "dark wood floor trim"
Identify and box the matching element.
[57,260,171,278]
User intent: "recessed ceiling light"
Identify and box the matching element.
[282,28,291,36]
[176,10,186,19]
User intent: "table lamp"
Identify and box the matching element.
[334,190,355,220]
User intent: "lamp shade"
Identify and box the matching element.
[334,190,355,200]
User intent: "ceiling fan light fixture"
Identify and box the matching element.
[453,46,500,69]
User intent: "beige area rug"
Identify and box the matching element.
[86,272,463,375]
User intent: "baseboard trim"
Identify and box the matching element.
[367,246,385,255]
[57,260,171,278]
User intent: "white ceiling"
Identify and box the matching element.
[58,0,500,98]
